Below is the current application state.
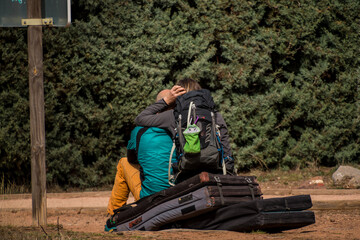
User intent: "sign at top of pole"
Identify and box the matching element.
[0,0,71,27]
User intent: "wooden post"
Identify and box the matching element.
[27,0,47,226]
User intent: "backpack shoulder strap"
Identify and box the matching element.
[136,127,149,155]
[127,127,149,164]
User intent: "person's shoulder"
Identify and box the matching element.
[132,126,143,132]
[130,126,144,137]
[145,127,170,134]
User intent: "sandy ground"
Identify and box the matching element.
[1,189,360,239]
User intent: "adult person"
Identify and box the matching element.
[135,78,235,175]
[107,90,176,215]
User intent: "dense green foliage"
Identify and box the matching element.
[1,0,359,188]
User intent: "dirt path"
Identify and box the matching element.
[2,189,360,210]
[1,189,360,239]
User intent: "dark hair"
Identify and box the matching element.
[176,78,202,92]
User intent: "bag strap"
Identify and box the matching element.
[214,176,225,205]
[248,184,255,200]
[127,127,149,164]
[136,127,149,157]
[170,115,184,185]
[168,142,176,186]
[187,101,197,127]
[212,112,226,175]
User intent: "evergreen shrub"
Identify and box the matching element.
[0,0,359,188]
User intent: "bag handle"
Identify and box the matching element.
[187,101,196,127]
[168,142,176,186]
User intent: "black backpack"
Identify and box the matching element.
[170,89,225,183]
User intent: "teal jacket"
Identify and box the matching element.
[127,126,176,198]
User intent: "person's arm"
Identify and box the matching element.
[135,99,174,130]
[215,112,235,174]
[135,86,185,133]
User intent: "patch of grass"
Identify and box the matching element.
[0,225,144,240]
[250,229,266,234]
[245,166,336,186]
[46,183,113,193]
[0,174,30,195]
[0,180,113,196]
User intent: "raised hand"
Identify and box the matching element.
[163,85,187,105]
